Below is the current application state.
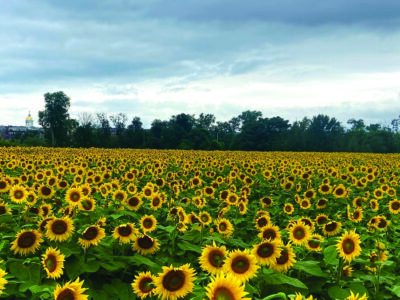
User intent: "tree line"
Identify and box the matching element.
[11,91,400,153]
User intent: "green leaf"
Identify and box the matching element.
[348,283,369,298]
[66,255,83,279]
[387,285,400,297]
[129,254,162,272]
[324,245,338,265]
[328,286,350,299]
[177,240,202,253]
[8,262,41,293]
[181,230,200,242]
[261,272,308,290]
[293,260,328,278]
[83,259,101,273]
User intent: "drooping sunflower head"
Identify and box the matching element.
[42,247,65,279]
[11,229,43,256]
[53,277,88,300]
[205,273,250,300]
[132,271,156,299]
[133,234,160,255]
[78,225,105,248]
[154,264,196,300]
[199,241,227,275]
[336,230,362,263]
[223,249,259,283]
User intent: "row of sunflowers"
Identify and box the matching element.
[1,148,400,299]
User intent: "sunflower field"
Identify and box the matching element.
[1,147,400,300]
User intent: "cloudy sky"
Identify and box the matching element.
[1,0,400,128]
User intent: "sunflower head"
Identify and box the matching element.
[53,277,88,300]
[336,230,362,263]
[42,247,65,279]
[205,274,250,300]
[140,215,158,233]
[252,239,282,266]
[133,234,160,255]
[132,271,156,299]
[78,225,105,248]
[199,242,227,275]
[223,249,259,283]
[11,229,43,256]
[154,264,196,300]
[113,223,138,243]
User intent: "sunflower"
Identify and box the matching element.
[306,234,324,252]
[350,208,363,222]
[46,217,75,242]
[199,241,227,275]
[11,229,43,256]
[199,211,212,226]
[303,189,316,199]
[38,185,54,199]
[132,271,156,299]
[0,203,11,215]
[300,199,311,210]
[272,243,296,273]
[78,225,105,248]
[370,199,379,211]
[205,273,250,300]
[113,189,128,203]
[290,293,315,300]
[323,221,342,237]
[252,239,281,266]
[255,215,270,230]
[0,178,10,193]
[9,185,28,204]
[373,188,384,199]
[65,187,83,207]
[258,224,281,241]
[133,234,160,255]
[389,199,400,214]
[226,193,238,205]
[53,277,88,300]
[26,191,37,206]
[126,195,142,211]
[150,194,163,210]
[333,184,347,198]
[113,223,138,243]
[143,186,153,199]
[0,268,7,295]
[342,265,353,277]
[345,291,368,300]
[318,183,332,195]
[223,249,259,283]
[215,218,234,238]
[78,198,96,212]
[376,216,389,231]
[260,197,273,208]
[204,186,215,198]
[140,215,158,233]
[289,221,311,246]
[284,203,294,214]
[42,247,65,279]
[336,230,362,263]
[316,198,328,209]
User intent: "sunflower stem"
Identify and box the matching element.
[84,248,88,264]
[336,258,344,285]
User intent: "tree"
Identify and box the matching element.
[38,91,71,146]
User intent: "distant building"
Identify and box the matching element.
[0,112,43,140]
[26,111,34,129]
